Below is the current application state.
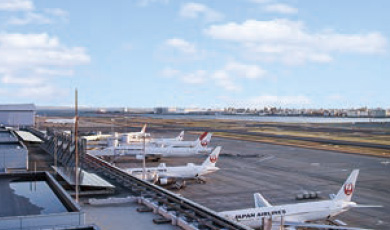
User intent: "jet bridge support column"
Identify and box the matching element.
[262,217,272,230]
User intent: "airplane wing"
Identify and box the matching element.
[352,204,383,208]
[284,221,373,230]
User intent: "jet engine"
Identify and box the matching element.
[158,177,176,185]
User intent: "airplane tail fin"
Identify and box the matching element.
[202,146,221,167]
[194,132,208,149]
[141,124,147,133]
[197,132,208,142]
[334,169,359,202]
[254,193,272,208]
[176,131,184,141]
[200,132,213,147]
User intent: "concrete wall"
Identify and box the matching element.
[0,148,28,170]
[0,212,85,230]
[0,111,35,127]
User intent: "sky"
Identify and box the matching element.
[0,0,389,109]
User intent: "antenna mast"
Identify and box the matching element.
[75,88,80,203]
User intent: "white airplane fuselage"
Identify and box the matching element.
[220,200,354,229]
[121,132,151,142]
[127,164,219,179]
[135,145,212,157]
[90,144,211,157]
[83,134,113,141]
[152,139,198,147]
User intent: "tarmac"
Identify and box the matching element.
[114,132,390,230]
[22,124,390,230]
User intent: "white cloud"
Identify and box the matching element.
[205,19,388,65]
[165,38,197,54]
[1,74,44,85]
[0,33,90,67]
[34,68,74,76]
[0,33,90,100]
[224,62,266,79]
[0,33,59,48]
[180,70,206,84]
[161,67,180,78]
[249,0,271,3]
[7,12,52,25]
[0,0,33,11]
[180,2,223,22]
[224,95,312,108]
[44,8,68,17]
[18,84,66,99]
[138,0,169,7]
[264,3,298,14]
[211,62,266,91]
[6,8,69,25]
[162,38,208,61]
[166,62,266,91]
[212,70,241,91]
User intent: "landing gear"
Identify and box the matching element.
[171,180,186,190]
[196,176,207,184]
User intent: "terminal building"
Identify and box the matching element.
[0,104,36,127]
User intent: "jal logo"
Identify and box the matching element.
[201,140,208,146]
[344,183,354,195]
[210,155,218,163]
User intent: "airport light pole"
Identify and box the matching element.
[54,135,57,175]
[74,88,80,203]
[142,132,146,180]
[111,118,114,133]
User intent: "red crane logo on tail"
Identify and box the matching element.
[344,183,354,195]
[210,155,218,163]
[199,132,208,147]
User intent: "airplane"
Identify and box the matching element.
[150,130,185,144]
[125,146,221,188]
[125,124,150,138]
[120,124,150,142]
[45,117,76,124]
[83,131,113,141]
[151,132,212,148]
[219,169,381,230]
[88,137,212,160]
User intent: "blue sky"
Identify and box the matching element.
[0,0,389,109]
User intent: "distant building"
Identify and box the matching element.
[154,107,169,114]
[369,109,386,118]
[346,110,358,117]
[0,104,36,127]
